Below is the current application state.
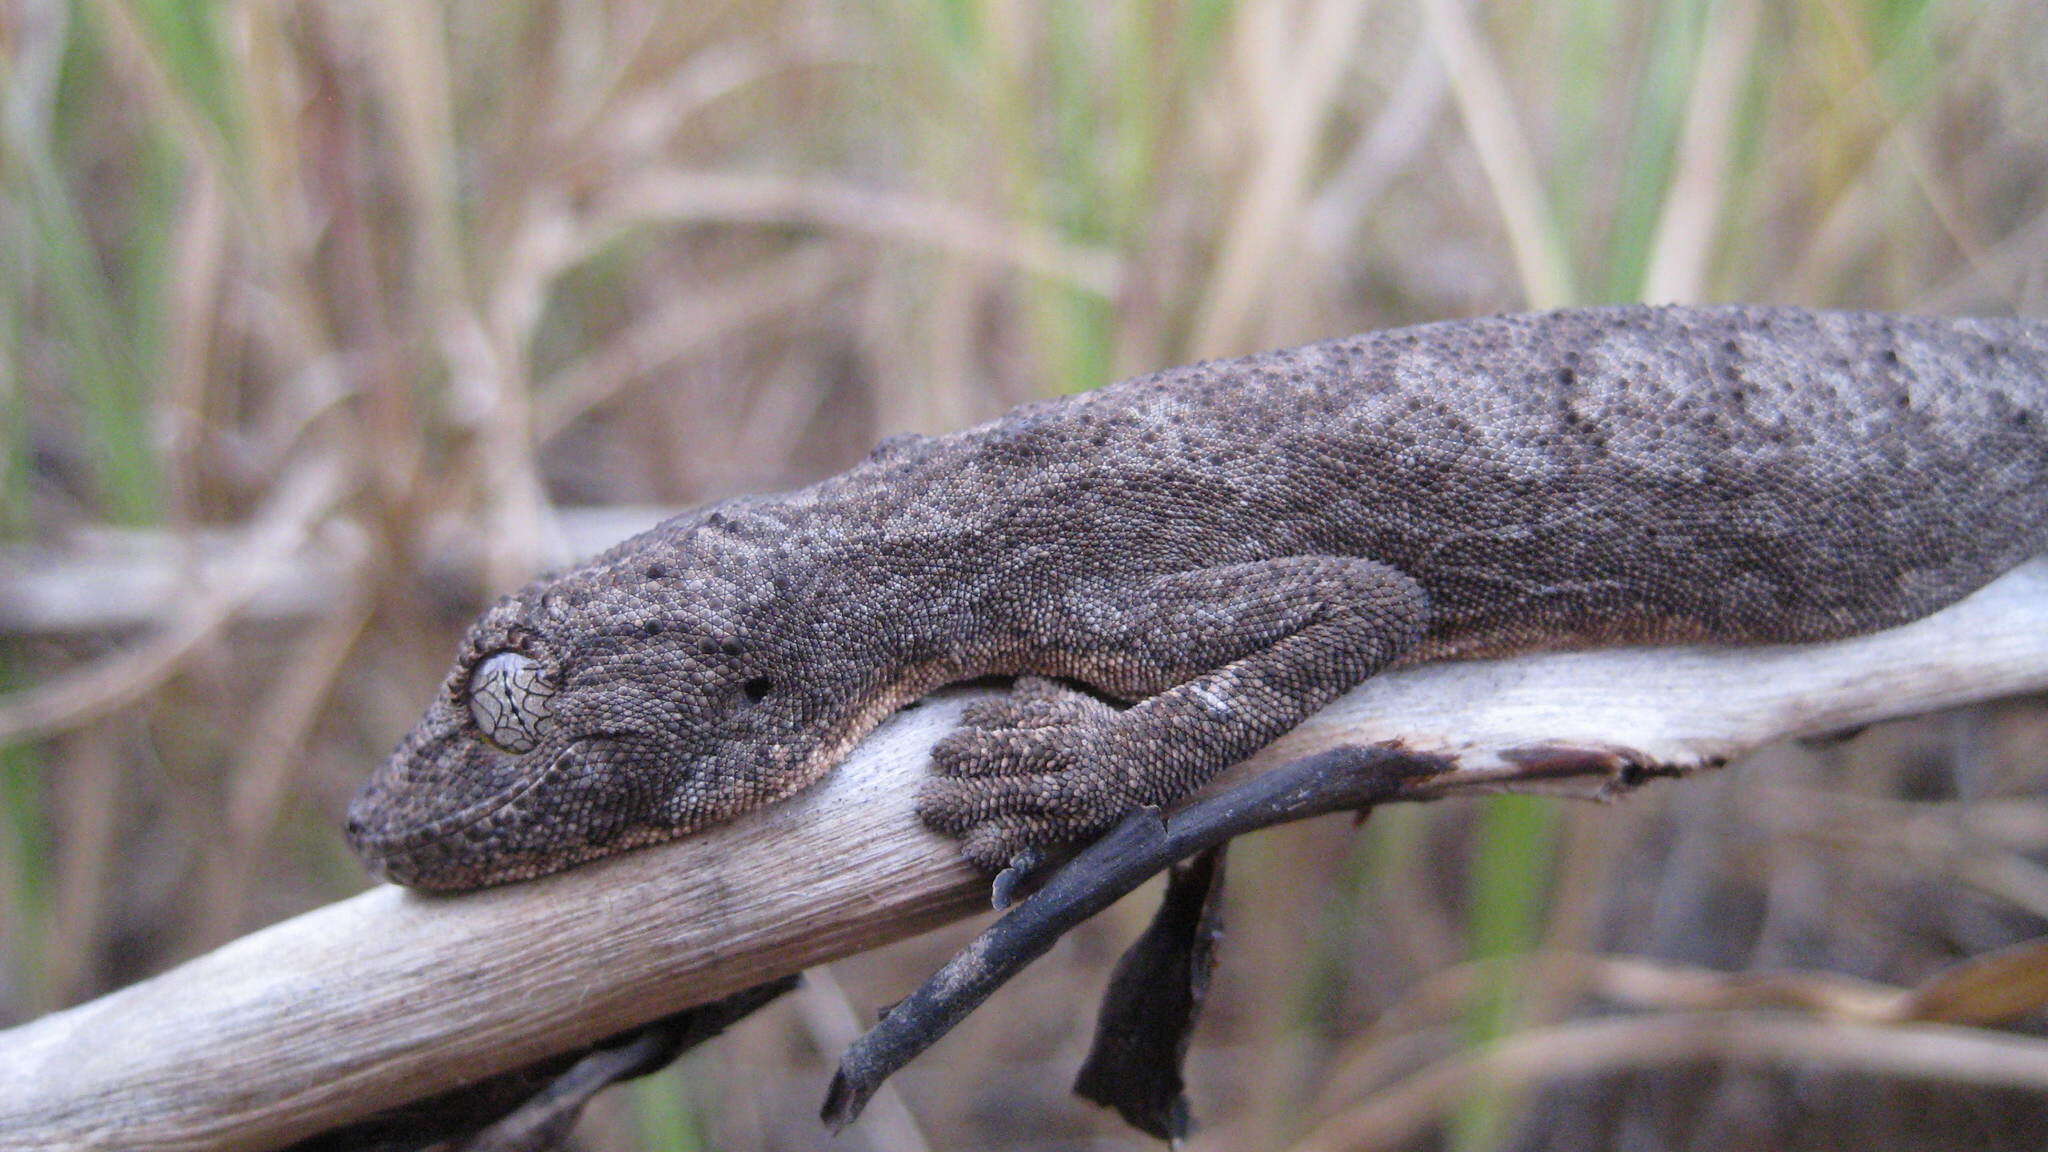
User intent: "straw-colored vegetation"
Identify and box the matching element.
[4,0,2046,1148]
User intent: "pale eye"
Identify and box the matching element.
[468,651,559,753]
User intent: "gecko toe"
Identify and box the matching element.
[935,681,1116,779]
[990,846,1051,908]
[958,678,1116,735]
[917,760,1131,866]
[917,771,1077,831]
[960,818,1059,876]
[931,725,1058,778]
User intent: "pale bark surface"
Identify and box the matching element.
[5,559,2048,1152]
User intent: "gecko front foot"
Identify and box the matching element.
[919,678,1140,871]
[920,559,1429,871]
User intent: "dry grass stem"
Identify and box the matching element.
[45,730,120,1010]
[1641,0,1763,304]
[160,164,228,522]
[189,584,376,951]
[534,246,854,439]
[1286,1011,2048,1152]
[1191,0,1377,357]
[1815,0,1999,283]
[0,459,349,742]
[591,170,1123,294]
[1418,0,1574,308]
[1306,38,1449,256]
[363,1,466,316]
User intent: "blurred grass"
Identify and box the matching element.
[9,25,164,527]
[122,0,246,147]
[0,659,50,1012]
[1591,0,1704,301]
[1453,795,1562,1151]
[0,235,28,536]
[632,1068,709,1152]
[3,0,2046,1149]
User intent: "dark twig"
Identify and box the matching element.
[823,744,1452,1130]
[290,976,798,1152]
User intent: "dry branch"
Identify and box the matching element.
[5,559,2048,1151]
[0,507,679,637]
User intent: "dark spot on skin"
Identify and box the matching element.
[720,638,746,657]
[743,677,775,703]
[645,564,667,580]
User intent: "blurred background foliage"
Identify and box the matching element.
[4,0,2048,1148]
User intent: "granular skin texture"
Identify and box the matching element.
[347,305,2048,890]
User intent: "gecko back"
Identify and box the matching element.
[937,305,2048,654]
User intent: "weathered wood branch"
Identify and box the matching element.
[6,559,2048,1152]
[0,507,679,636]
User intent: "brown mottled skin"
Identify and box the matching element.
[347,305,2048,890]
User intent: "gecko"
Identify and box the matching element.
[347,304,2048,891]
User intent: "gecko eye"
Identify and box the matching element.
[468,651,559,753]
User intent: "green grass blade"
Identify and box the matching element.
[1452,793,1561,1151]
[633,1067,709,1152]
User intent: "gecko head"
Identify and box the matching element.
[346,510,834,891]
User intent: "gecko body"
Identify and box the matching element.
[348,305,2048,890]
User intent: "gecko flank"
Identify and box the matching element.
[348,305,2048,890]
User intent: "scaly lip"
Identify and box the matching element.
[348,740,576,876]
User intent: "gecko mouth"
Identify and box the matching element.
[346,739,582,887]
